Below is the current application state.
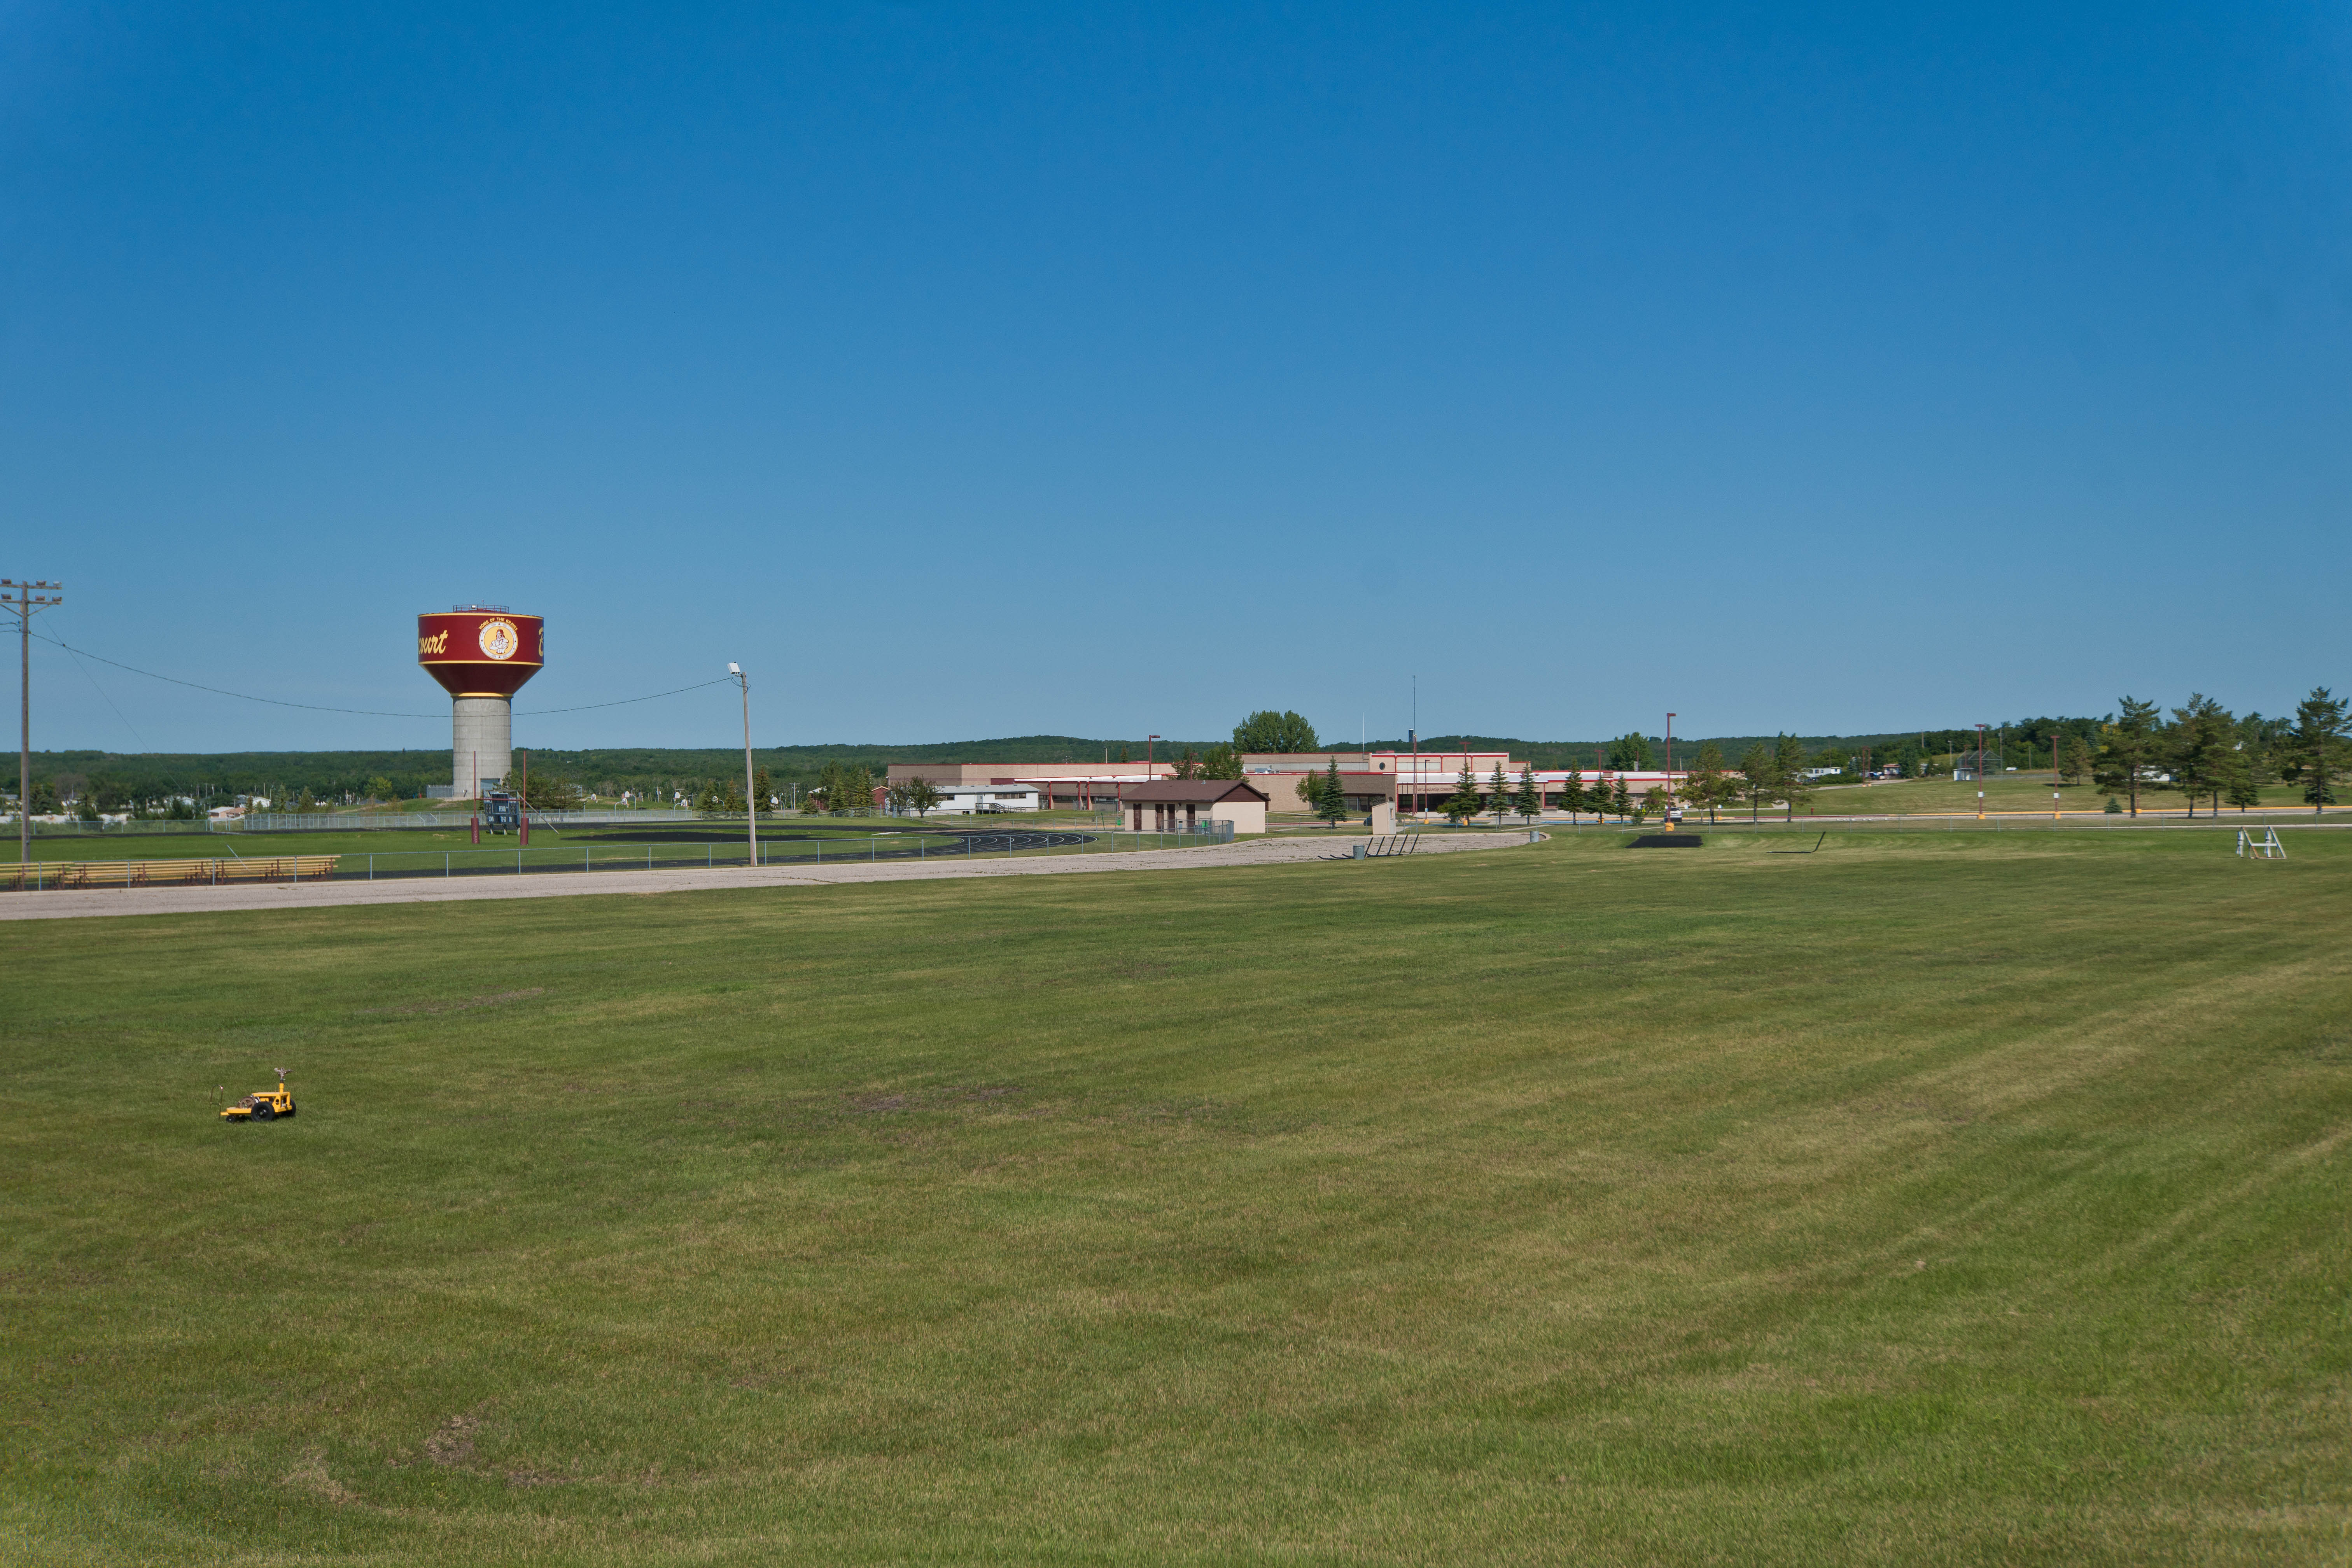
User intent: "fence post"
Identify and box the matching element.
[871,836,877,862]
[444,852,450,878]
[368,855,374,880]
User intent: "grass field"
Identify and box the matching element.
[1796,775,2326,816]
[4,828,2348,1564]
[4,819,1195,880]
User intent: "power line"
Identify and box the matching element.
[26,630,732,719]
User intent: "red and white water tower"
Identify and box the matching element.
[416,606,544,798]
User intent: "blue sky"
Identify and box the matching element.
[4,3,2347,752]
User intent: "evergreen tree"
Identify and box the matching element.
[1559,768,1587,822]
[1487,764,1512,828]
[1316,758,1349,828]
[1610,775,1633,820]
[816,761,848,816]
[1773,733,1813,822]
[1682,741,1728,824]
[753,766,773,814]
[1514,765,1541,821]
[2059,733,2093,786]
[2167,695,2234,819]
[2094,696,2163,817]
[2289,687,2349,813]
[1444,762,1483,825]
[1738,744,1772,821]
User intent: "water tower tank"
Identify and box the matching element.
[416,607,544,797]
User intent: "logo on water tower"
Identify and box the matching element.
[477,619,521,660]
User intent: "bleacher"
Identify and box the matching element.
[2,856,339,892]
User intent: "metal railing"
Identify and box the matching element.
[222,808,706,832]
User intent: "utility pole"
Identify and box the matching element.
[1666,712,1675,779]
[729,663,756,866]
[4,579,63,867]
[1976,723,1987,819]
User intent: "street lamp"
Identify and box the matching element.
[729,663,756,867]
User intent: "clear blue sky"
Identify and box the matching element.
[5,3,2347,752]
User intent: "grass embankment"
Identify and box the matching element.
[1804,775,2326,816]
[4,831,2348,1564]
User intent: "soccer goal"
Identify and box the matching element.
[2236,827,2285,860]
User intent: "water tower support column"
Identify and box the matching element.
[453,697,512,796]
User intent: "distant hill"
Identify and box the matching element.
[16,721,2093,807]
[14,737,1222,806]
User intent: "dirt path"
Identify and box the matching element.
[0,831,1537,922]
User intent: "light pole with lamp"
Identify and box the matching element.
[729,663,756,867]
[1665,712,1678,828]
[1975,723,1987,820]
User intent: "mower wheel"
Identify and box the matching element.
[251,1104,275,1122]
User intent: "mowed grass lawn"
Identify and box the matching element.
[3,830,2347,1565]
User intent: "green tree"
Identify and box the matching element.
[905,778,942,818]
[1233,710,1319,754]
[2289,687,2349,813]
[365,775,396,802]
[1513,765,1542,822]
[1485,765,1512,828]
[1200,744,1242,780]
[2093,696,2163,817]
[1639,785,1670,822]
[2167,695,2234,819]
[1610,775,1633,821]
[1681,741,1729,824]
[2222,751,2262,812]
[753,766,774,814]
[1316,758,1350,828]
[815,761,848,816]
[1605,732,1654,770]
[1443,762,1483,825]
[2058,733,2093,786]
[1172,747,1204,780]
[1738,744,1773,821]
[1559,768,1587,822]
[1774,733,1813,822]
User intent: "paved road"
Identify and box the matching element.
[0,831,1536,922]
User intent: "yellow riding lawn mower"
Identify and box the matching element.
[220,1069,296,1123]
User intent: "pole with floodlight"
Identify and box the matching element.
[730,663,756,867]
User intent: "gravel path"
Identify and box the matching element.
[0,831,1538,922]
